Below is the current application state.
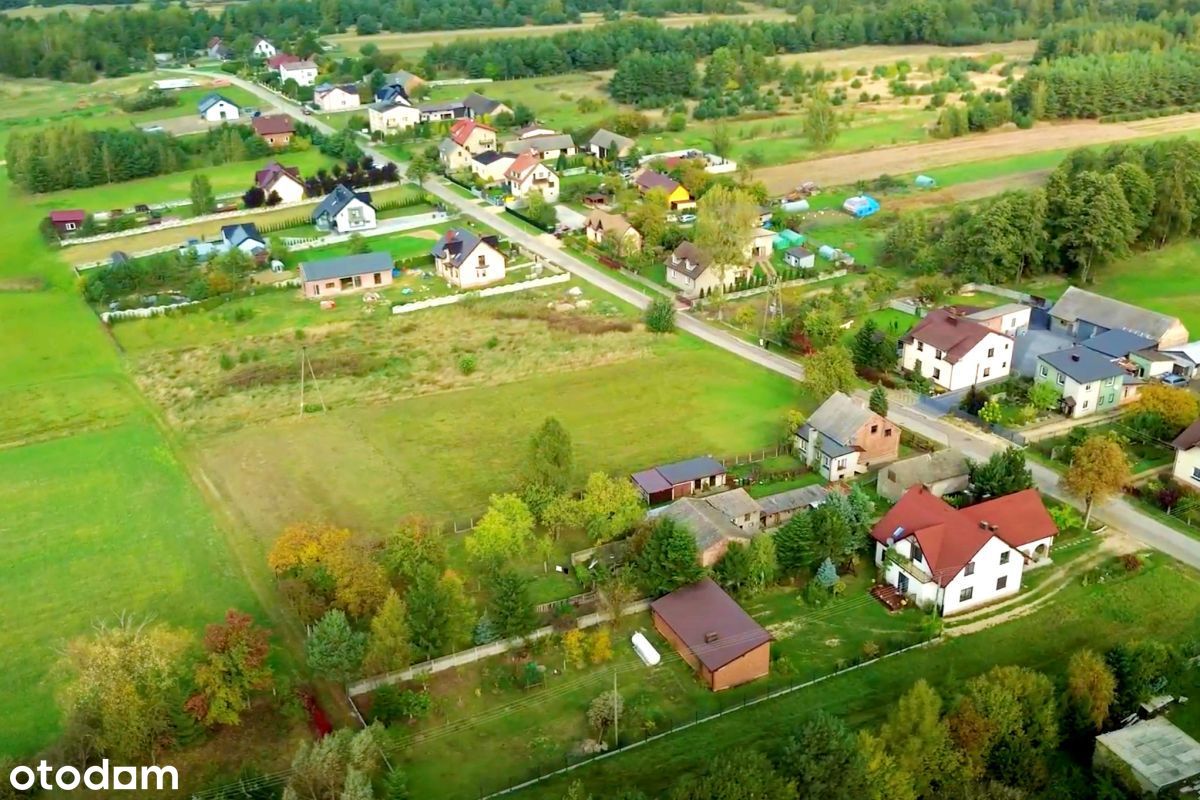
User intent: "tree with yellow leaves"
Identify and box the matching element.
[268,523,388,619]
[1061,433,1131,526]
[588,628,613,665]
[562,629,586,670]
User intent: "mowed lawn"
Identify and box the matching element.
[195,333,803,538]
[516,555,1200,800]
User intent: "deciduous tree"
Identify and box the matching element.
[186,609,273,727]
[803,85,840,149]
[969,447,1034,499]
[1064,648,1116,735]
[525,416,574,497]
[190,173,216,215]
[465,494,536,566]
[694,184,758,308]
[802,345,856,399]
[1061,434,1130,525]
[577,472,643,544]
[1126,384,1199,439]
[879,680,965,799]
[778,712,869,799]
[363,591,410,675]
[670,749,797,800]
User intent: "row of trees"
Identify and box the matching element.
[882,138,1200,284]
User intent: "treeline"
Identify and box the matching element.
[1012,48,1200,120]
[882,138,1200,285]
[581,636,1192,800]
[1033,16,1200,61]
[6,123,271,193]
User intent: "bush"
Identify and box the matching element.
[1120,553,1143,573]
[644,296,676,333]
[458,354,477,375]
[219,353,234,370]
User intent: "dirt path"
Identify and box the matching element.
[754,114,1200,194]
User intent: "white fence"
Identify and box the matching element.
[958,282,1035,304]
[100,301,200,323]
[346,598,651,696]
[391,272,570,315]
[888,298,921,315]
[723,269,848,301]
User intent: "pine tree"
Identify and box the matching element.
[815,557,838,587]
[869,385,888,416]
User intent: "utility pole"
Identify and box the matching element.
[298,346,328,417]
[613,670,619,750]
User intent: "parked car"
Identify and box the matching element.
[679,213,697,224]
[1161,373,1190,387]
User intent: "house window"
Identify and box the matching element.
[373,272,382,283]
[1105,377,1115,385]
[797,439,807,453]
[325,282,335,289]
[1002,362,1008,369]
[884,428,893,437]
[911,543,923,564]
[871,424,879,434]
[1192,466,1200,481]
[887,469,896,480]
[917,342,924,352]
[1057,374,1065,385]
[983,368,991,378]
[933,368,942,380]
[964,561,975,577]
[999,551,1010,565]
[65,222,77,231]
[1082,400,1089,409]
[987,347,995,357]
[959,587,974,603]
[348,206,365,226]
[996,575,1008,591]
[837,458,846,470]
[1040,366,1048,377]
[936,350,944,360]
[1085,383,1092,391]
[313,284,320,296]
[478,254,486,267]
[1106,393,1115,404]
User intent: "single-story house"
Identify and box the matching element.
[314,83,361,112]
[584,210,642,253]
[469,151,516,184]
[664,241,751,299]
[279,60,318,87]
[901,308,1014,392]
[430,228,506,289]
[418,100,470,122]
[368,99,421,135]
[299,251,394,299]
[462,92,512,119]
[254,161,305,203]
[651,579,772,692]
[964,303,1032,336]
[251,115,295,148]
[1171,419,1200,491]
[795,391,899,481]
[783,246,815,269]
[633,170,694,211]
[756,484,831,529]
[506,133,577,161]
[588,128,635,161]
[219,223,266,255]
[517,123,557,139]
[871,485,1057,615]
[876,449,970,503]
[384,70,424,95]
[1094,717,1200,794]
[48,209,86,235]
[311,184,376,232]
[1036,346,1129,418]
[658,496,752,567]
[703,488,761,534]
[1159,341,1200,378]
[631,456,727,505]
[198,93,239,122]
[505,153,559,202]
[1049,286,1189,348]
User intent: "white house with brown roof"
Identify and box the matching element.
[901,308,1014,391]
[664,241,750,299]
[871,485,1057,615]
[1171,419,1200,490]
[314,83,361,112]
[279,60,318,87]
[254,161,305,204]
[430,228,506,289]
[585,210,642,253]
[505,154,559,202]
[795,391,898,481]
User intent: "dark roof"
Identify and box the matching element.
[870,486,1057,587]
[1173,419,1200,451]
[1040,346,1126,383]
[785,245,813,259]
[255,161,300,189]
[651,579,771,671]
[49,209,86,224]
[220,223,264,249]
[419,100,468,114]
[1081,329,1157,359]
[1051,286,1183,342]
[634,169,679,194]
[903,308,1002,364]
[755,484,831,516]
[462,92,506,116]
[251,115,295,136]
[312,184,374,221]
[198,93,235,113]
[657,456,725,485]
[300,251,393,283]
[666,241,710,280]
[374,84,410,104]
[430,228,498,267]
[472,151,509,166]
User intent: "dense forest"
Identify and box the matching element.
[882,138,1200,285]
[1032,16,1200,61]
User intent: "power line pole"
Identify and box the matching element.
[613,669,619,750]
[298,346,327,417]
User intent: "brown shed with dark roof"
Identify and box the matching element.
[650,578,771,691]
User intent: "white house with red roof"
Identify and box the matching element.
[900,308,1014,391]
[870,485,1058,615]
[505,153,560,202]
[439,119,498,171]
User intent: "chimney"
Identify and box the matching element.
[978,520,989,530]
[446,230,456,241]
[1071,354,1080,362]
[704,632,719,644]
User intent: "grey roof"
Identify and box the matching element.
[300,251,393,283]
[1095,717,1200,791]
[588,128,634,153]
[430,228,499,267]
[462,92,507,116]
[1039,346,1126,383]
[311,184,373,222]
[220,223,264,249]
[785,245,813,260]
[965,302,1029,321]
[804,391,874,446]
[374,86,410,105]
[656,456,725,485]
[756,485,831,517]
[884,450,969,489]
[1051,286,1184,341]
[703,488,761,520]
[507,134,575,154]
[472,151,511,166]
[660,498,747,553]
[1081,329,1157,359]
[419,100,468,114]
[198,93,234,113]
[438,137,459,156]
[1163,341,1200,366]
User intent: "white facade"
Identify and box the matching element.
[333,199,376,232]
[201,99,240,122]
[368,103,420,134]
[279,62,318,87]
[252,38,277,58]
[508,163,560,202]
[902,331,1013,391]
[1173,447,1200,489]
[315,86,361,112]
[783,249,815,269]
[265,173,305,204]
[436,242,507,289]
[876,535,1023,616]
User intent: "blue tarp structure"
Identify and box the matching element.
[842,195,880,218]
[818,244,838,260]
[915,174,936,188]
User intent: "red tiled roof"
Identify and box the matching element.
[505,152,539,180]
[870,486,1057,586]
[49,209,86,224]
[449,118,494,147]
[252,115,295,136]
[903,308,1005,364]
[267,53,300,69]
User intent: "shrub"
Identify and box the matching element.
[219,353,234,370]
[1120,553,1143,573]
[458,354,477,375]
[862,640,881,659]
[644,297,676,333]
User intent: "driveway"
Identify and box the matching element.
[1013,327,1075,377]
[554,204,588,231]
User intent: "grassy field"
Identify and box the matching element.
[392,569,925,799]
[514,553,1200,799]
[423,73,612,132]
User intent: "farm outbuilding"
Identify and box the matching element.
[780,199,810,213]
[843,195,880,218]
[772,229,805,250]
[915,174,937,188]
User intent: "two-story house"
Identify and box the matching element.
[584,210,642,254]
[279,60,318,87]
[311,184,376,233]
[871,485,1057,615]
[505,153,560,202]
[368,98,420,135]
[1035,346,1128,418]
[794,391,899,481]
[314,83,362,112]
[430,228,507,289]
[254,161,305,204]
[664,241,750,299]
[198,93,239,122]
[901,309,1014,391]
[1171,420,1200,490]
[439,119,498,172]
[251,37,277,59]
